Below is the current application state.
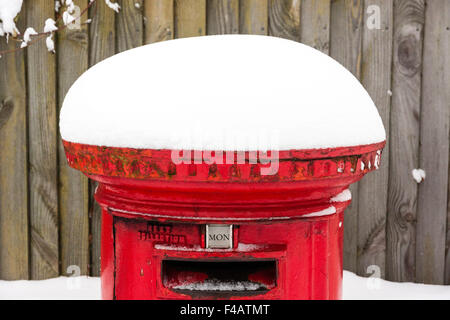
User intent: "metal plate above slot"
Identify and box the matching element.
[206,224,233,249]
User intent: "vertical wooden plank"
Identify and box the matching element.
[329,0,364,273]
[268,0,301,41]
[207,0,239,35]
[416,0,450,285]
[144,0,174,43]
[330,0,363,79]
[0,8,29,280]
[117,0,144,52]
[27,0,59,279]
[174,0,206,38]
[58,0,90,276]
[239,0,268,35]
[89,0,117,277]
[386,0,424,283]
[357,0,393,278]
[301,0,331,53]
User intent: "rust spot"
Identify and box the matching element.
[292,164,306,180]
[307,161,315,176]
[167,163,177,176]
[250,164,261,179]
[208,164,218,177]
[113,158,125,174]
[323,162,331,175]
[150,162,165,178]
[130,160,140,176]
[329,155,360,174]
[188,164,197,176]
[349,155,359,173]
[230,164,240,178]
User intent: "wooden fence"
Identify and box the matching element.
[0,0,449,285]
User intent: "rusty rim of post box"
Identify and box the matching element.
[63,140,385,182]
[62,140,385,223]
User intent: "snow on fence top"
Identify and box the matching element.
[60,35,386,151]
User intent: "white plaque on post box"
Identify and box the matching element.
[206,224,233,249]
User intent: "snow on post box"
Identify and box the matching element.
[60,35,386,300]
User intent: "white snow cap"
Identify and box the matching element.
[60,35,386,151]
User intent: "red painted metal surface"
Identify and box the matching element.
[63,140,385,300]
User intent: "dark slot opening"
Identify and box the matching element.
[162,259,277,297]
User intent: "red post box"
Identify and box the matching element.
[60,35,386,300]
[63,142,384,299]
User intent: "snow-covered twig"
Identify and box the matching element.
[0,0,120,56]
[0,0,23,38]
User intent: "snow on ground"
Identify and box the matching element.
[60,35,386,151]
[0,276,101,300]
[0,272,449,300]
[342,272,450,300]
